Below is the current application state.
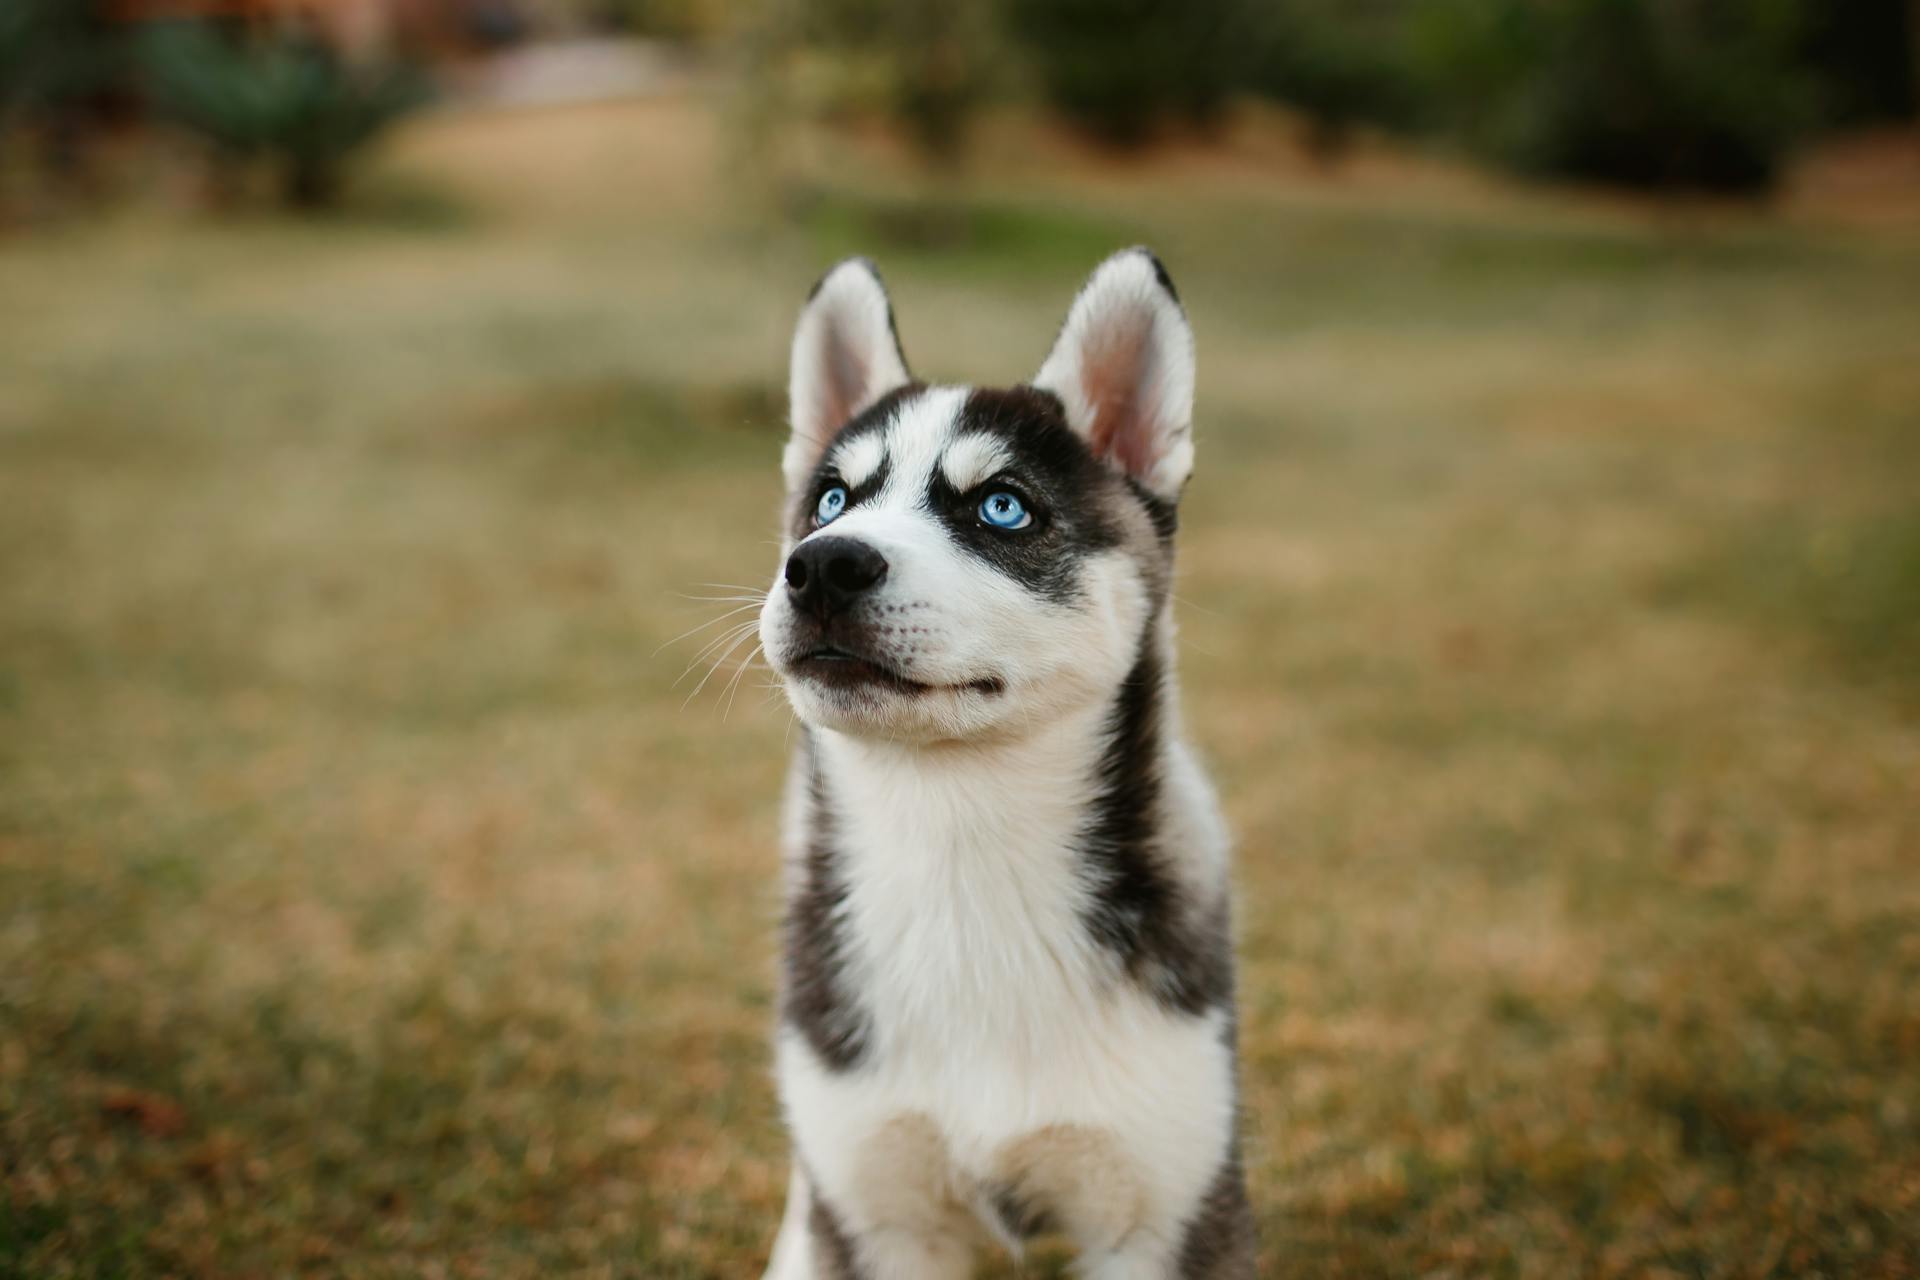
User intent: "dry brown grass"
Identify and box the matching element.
[2,98,1917,1278]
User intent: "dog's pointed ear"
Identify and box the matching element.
[1033,248,1195,501]
[785,258,912,492]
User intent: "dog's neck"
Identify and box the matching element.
[822,697,1116,812]
[810,622,1178,864]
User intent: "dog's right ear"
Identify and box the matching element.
[785,258,912,493]
[1033,248,1194,501]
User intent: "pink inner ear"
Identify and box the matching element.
[1081,315,1160,479]
[823,321,871,429]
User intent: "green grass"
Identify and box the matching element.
[3,99,1918,1278]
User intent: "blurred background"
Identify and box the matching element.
[2,1,1917,1275]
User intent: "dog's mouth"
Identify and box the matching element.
[793,644,928,695]
[789,645,1003,698]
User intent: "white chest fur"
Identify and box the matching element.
[824,707,1117,1063]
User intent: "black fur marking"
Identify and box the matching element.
[1020,385,1068,419]
[1128,477,1180,543]
[807,1182,865,1278]
[1129,245,1183,307]
[780,734,874,1071]
[1175,1148,1257,1278]
[790,383,923,539]
[923,388,1135,605]
[801,453,892,542]
[1078,641,1235,1016]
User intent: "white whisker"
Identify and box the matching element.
[675,620,761,687]
[684,626,758,707]
[652,603,763,657]
[720,643,766,721]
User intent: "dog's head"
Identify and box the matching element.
[759,249,1195,743]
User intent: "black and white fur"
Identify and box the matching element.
[758,251,1254,1278]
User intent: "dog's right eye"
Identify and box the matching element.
[978,491,1033,531]
[815,486,849,526]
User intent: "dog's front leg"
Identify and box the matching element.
[766,1130,977,1280]
[1043,1145,1257,1280]
[778,1187,973,1280]
[821,1112,977,1280]
[1083,1158,1256,1280]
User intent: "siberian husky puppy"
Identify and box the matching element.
[757,250,1253,1279]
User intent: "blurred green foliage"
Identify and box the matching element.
[139,23,432,209]
[741,0,1912,192]
[1802,0,1920,124]
[0,0,115,113]
[1002,0,1246,145]
[1404,0,1817,191]
[739,0,995,164]
[1236,0,1853,190]
[0,0,123,181]
[1277,0,1913,189]
[1245,0,1426,155]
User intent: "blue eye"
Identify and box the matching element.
[815,486,848,525]
[978,491,1032,530]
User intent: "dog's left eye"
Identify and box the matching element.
[815,486,848,526]
[978,491,1032,530]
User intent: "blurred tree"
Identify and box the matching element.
[725,0,1898,196]
[140,21,431,209]
[1001,0,1246,145]
[1495,0,1814,192]
[1247,0,1424,160]
[1798,0,1916,123]
[736,0,994,166]
[1293,0,1820,192]
[886,0,992,162]
[0,0,126,185]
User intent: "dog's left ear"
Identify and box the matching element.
[1034,248,1195,501]
[785,258,913,493]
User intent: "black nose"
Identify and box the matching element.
[785,536,888,618]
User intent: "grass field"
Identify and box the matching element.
[3,98,1918,1278]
